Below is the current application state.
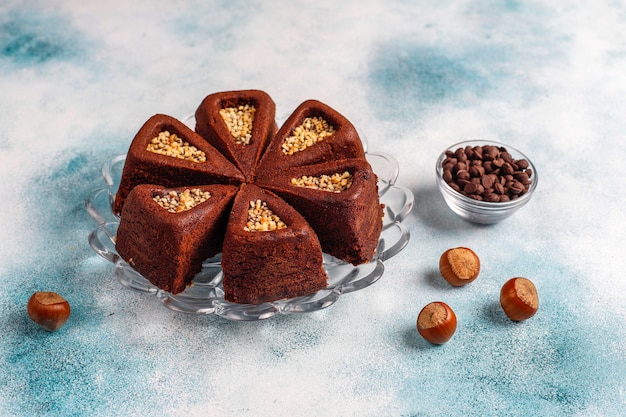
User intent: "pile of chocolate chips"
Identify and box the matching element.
[441,144,533,202]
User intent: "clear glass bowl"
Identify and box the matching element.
[436,140,538,224]
[86,145,413,321]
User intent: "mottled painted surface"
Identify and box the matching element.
[1,1,625,416]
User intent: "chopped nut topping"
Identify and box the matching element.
[153,188,211,213]
[244,200,287,232]
[290,171,353,193]
[146,131,206,163]
[281,116,335,155]
[219,104,256,146]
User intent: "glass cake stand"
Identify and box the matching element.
[86,130,413,321]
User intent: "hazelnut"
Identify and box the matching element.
[500,277,538,321]
[439,247,480,286]
[27,291,71,332]
[416,301,457,344]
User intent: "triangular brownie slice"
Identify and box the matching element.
[113,114,244,215]
[256,100,366,173]
[194,90,277,182]
[221,184,328,304]
[116,184,239,295]
[256,158,384,265]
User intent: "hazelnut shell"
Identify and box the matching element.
[439,247,481,286]
[500,277,538,321]
[27,291,71,332]
[417,301,457,344]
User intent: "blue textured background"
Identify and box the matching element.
[1,1,624,416]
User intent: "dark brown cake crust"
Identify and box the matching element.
[194,90,277,182]
[113,114,244,215]
[256,158,384,265]
[256,99,366,173]
[221,184,328,304]
[116,184,239,294]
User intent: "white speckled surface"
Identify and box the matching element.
[1,1,625,416]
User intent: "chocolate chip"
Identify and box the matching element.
[501,151,514,163]
[516,159,529,169]
[453,161,468,173]
[469,165,485,178]
[508,180,526,194]
[464,182,484,195]
[455,148,468,162]
[481,174,495,189]
[514,172,531,185]
[500,162,514,175]
[456,170,470,181]
[484,192,500,202]
[457,179,471,189]
[481,146,495,159]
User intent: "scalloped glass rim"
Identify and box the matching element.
[86,139,412,320]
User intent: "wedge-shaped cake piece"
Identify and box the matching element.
[256,158,383,265]
[195,90,277,182]
[256,100,366,173]
[116,184,239,294]
[222,184,328,304]
[113,114,244,215]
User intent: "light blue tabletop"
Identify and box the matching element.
[1,1,625,416]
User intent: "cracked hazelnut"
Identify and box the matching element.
[500,277,538,321]
[27,291,70,332]
[417,301,457,344]
[439,247,480,286]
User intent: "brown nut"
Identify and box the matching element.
[417,301,457,344]
[27,292,71,332]
[500,277,538,321]
[439,247,481,286]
